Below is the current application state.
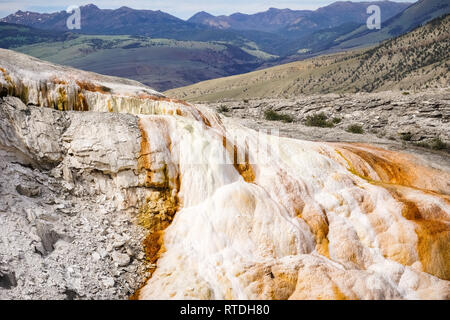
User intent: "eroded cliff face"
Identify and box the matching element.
[0,49,449,300]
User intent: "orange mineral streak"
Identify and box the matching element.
[106,100,113,112]
[75,80,112,94]
[332,143,450,195]
[195,108,213,128]
[137,92,219,129]
[333,143,450,280]
[137,120,158,188]
[297,203,330,258]
[138,117,180,190]
[238,264,300,300]
[221,135,255,183]
[267,167,329,258]
[51,77,68,85]
[0,67,13,91]
[134,117,181,299]
[143,230,167,265]
[289,266,358,300]
[384,185,450,280]
[0,67,9,80]
[137,93,191,107]
[75,93,89,111]
[331,285,351,300]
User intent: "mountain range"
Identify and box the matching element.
[166,14,450,101]
[188,1,412,35]
[330,0,450,50]
[1,0,449,90]
[0,1,415,55]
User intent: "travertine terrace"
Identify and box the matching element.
[0,49,449,300]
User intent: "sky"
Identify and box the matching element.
[0,0,416,20]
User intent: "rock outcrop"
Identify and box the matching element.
[0,49,449,300]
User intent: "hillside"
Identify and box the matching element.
[261,0,449,65]
[0,22,75,48]
[11,35,269,91]
[166,14,450,102]
[330,0,450,50]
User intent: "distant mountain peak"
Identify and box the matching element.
[82,4,100,10]
[189,11,216,20]
[116,6,133,11]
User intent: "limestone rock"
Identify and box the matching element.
[16,185,41,198]
[112,252,131,267]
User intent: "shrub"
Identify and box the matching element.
[305,112,334,128]
[217,105,230,113]
[100,85,112,93]
[402,91,410,95]
[430,137,447,150]
[346,124,364,134]
[415,138,448,151]
[264,109,294,123]
[399,132,412,141]
[332,117,342,124]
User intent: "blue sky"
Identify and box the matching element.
[0,0,416,20]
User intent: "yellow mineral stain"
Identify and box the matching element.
[332,284,351,300]
[76,80,111,94]
[385,186,450,280]
[137,93,191,107]
[132,118,181,299]
[297,208,330,258]
[107,100,113,112]
[57,87,68,111]
[334,144,450,280]
[221,135,255,183]
[333,143,450,195]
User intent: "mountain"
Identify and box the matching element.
[189,7,312,33]
[0,4,200,37]
[0,2,412,56]
[188,2,412,35]
[166,14,450,101]
[0,4,288,56]
[331,0,450,49]
[1,49,449,300]
[188,11,231,29]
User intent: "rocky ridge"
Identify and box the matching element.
[202,90,450,169]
